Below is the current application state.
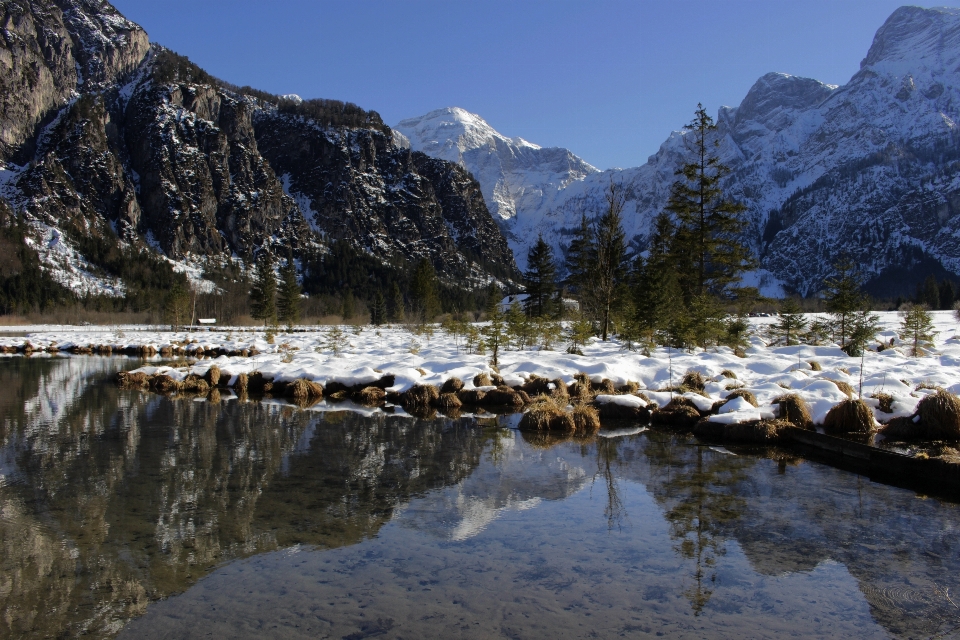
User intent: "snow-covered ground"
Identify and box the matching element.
[4,311,960,427]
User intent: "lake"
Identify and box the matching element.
[2,356,959,638]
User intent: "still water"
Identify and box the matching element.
[2,356,960,639]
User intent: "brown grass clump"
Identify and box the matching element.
[720,369,737,380]
[247,372,274,394]
[440,377,465,394]
[481,387,527,407]
[435,392,462,411]
[823,399,875,434]
[206,388,222,404]
[150,374,182,394]
[692,419,726,440]
[682,370,706,392]
[652,403,701,429]
[838,367,850,375]
[871,392,894,414]
[571,403,601,435]
[116,371,150,389]
[774,394,813,429]
[808,360,822,371]
[353,386,385,406]
[595,398,650,421]
[287,378,324,401]
[473,372,493,387]
[519,375,553,396]
[401,384,440,409]
[518,396,576,433]
[591,378,616,394]
[616,381,640,394]
[725,389,758,407]
[204,365,221,387]
[831,379,855,398]
[725,419,790,444]
[232,373,249,393]
[491,373,505,386]
[915,390,960,439]
[457,388,487,404]
[327,390,349,401]
[568,372,594,403]
[550,378,570,403]
[916,381,942,392]
[880,416,920,440]
[181,374,209,394]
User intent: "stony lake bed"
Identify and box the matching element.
[4,314,960,637]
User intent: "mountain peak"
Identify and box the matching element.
[861,5,960,71]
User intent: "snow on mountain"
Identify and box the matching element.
[399,7,960,297]
[395,108,599,263]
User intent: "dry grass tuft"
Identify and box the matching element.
[232,373,249,393]
[590,378,616,394]
[871,392,894,414]
[915,390,960,439]
[725,389,758,407]
[181,374,209,394]
[206,388,222,404]
[435,392,463,411]
[481,387,527,407]
[287,378,324,401]
[518,396,575,432]
[720,369,737,380]
[571,403,601,435]
[353,386,385,406]
[652,403,701,429]
[616,381,640,394]
[808,360,822,371]
[682,370,706,392]
[116,371,150,389]
[831,379,855,398]
[401,384,439,409]
[519,375,553,396]
[247,372,274,394]
[150,374,182,394]
[473,372,493,387]
[568,373,594,403]
[774,394,813,429]
[457,389,487,404]
[440,377,465,394]
[550,378,570,403]
[204,365,221,387]
[724,419,791,443]
[823,399,875,434]
[838,367,850,375]
[916,381,943,392]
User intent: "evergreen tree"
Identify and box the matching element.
[410,258,441,321]
[823,257,867,347]
[371,290,388,325]
[899,303,936,357]
[940,279,956,311]
[844,309,882,357]
[249,252,277,325]
[666,104,754,300]
[482,293,507,368]
[773,297,808,346]
[164,281,191,330]
[276,259,301,327]
[524,234,557,318]
[341,289,355,321]
[635,212,682,344]
[919,274,941,309]
[590,182,629,340]
[390,281,405,322]
[564,209,594,303]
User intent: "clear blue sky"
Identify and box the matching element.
[111,0,957,170]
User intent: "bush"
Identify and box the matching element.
[823,399,874,434]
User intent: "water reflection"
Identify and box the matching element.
[1,357,959,638]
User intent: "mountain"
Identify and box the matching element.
[0,0,518,306]
[398,6,960,297]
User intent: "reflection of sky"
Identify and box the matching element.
[396,431,589,541]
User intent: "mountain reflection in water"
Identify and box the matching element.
[1,356,959,638]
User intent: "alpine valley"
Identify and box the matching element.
[397,5,960,299]
[3,1,960,306]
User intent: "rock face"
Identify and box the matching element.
[400,7,960,296]
[0,1,518,297]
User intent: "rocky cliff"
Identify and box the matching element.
[0,0,518,300]
[401,7,960,297]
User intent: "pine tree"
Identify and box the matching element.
[940,279,956,311]
[371,290,387,325]
[899,303,936,357]
[590,182,629,340]
[410,258,441,321]
[390,281,405,322]
[164,280,191,330]
[666,104,754,300]
[773,297,808,346]
[341,289,355,321]
[564,208,594,304]
[277,259,301,327]
[635,212,681,345]
[250,252,277,325]
[823,258,866,347]
[919,274,941,309]
[524,234,557,318]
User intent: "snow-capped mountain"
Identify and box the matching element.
[399,6,960,297]
[395,107,599,239]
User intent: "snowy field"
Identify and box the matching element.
[3,311,960,427]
